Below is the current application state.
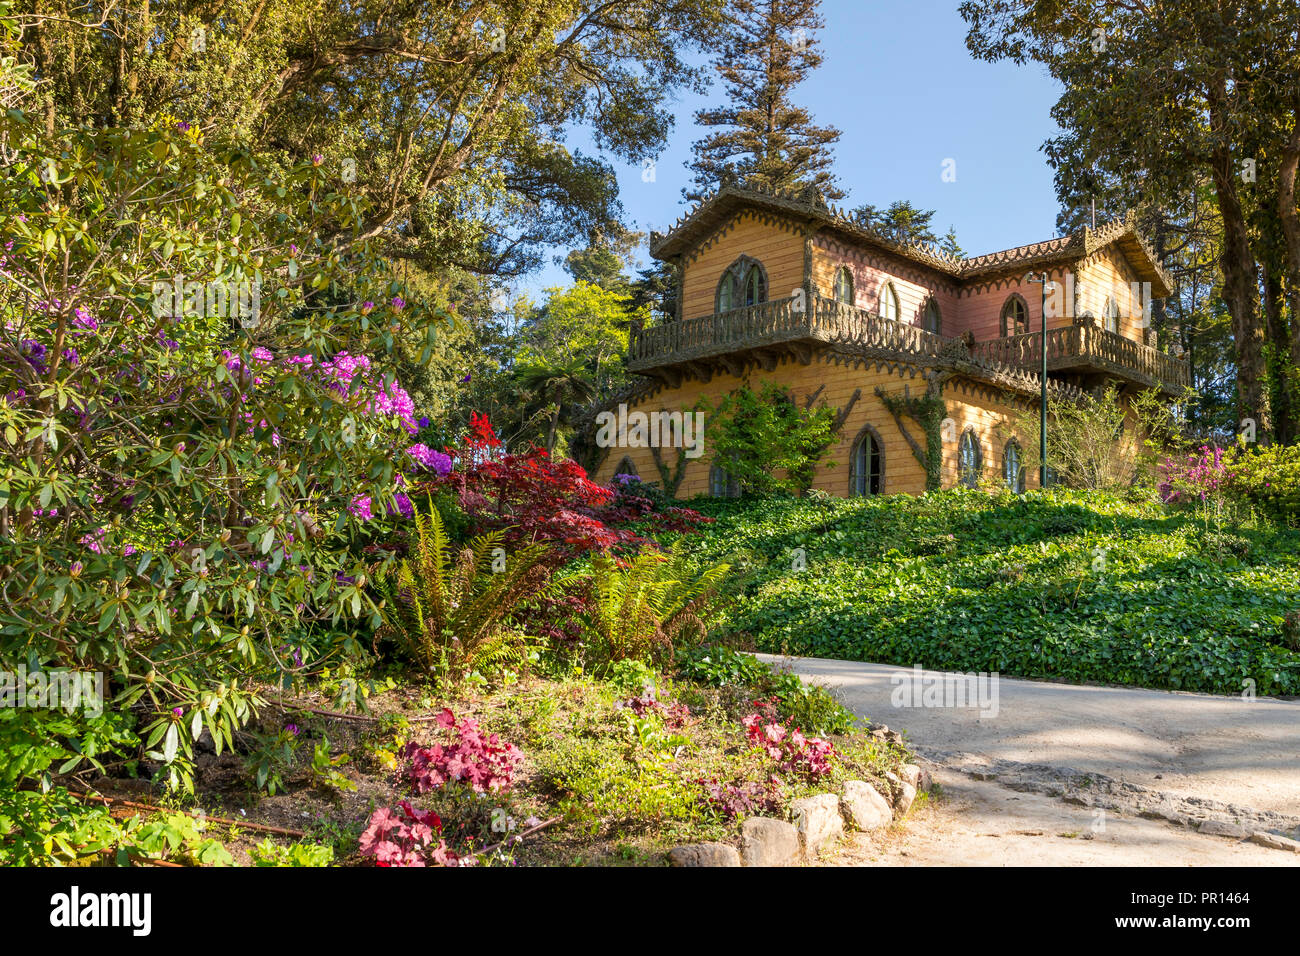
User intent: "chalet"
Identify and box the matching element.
[586,184,1189,497]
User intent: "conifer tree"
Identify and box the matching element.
[686,0,843,202]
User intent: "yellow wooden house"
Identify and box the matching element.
[585,184,1188,497]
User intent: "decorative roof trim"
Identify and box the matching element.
[650,185,1173,297]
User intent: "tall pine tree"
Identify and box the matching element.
[686,0,843,202]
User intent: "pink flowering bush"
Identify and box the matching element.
[1158,442,1300,521]
[358,801,463,867]
[402,709,523,794]
[741,702,836,781]
[1157,445,1230,506]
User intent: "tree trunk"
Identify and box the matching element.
[1276,103,1300,441]
[1210,143,1270,439]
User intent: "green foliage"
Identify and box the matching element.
[677,646,855,735]
[244,726,303,796]
[707,382,838,495]
[250,838,335,867]
[1228,442,1300,522]
[607,658,660,696]
[128,811,233,867]
[765,670,858,736]
[308,735,356,793]
[583,543,733,669]
[665,491,1300,696]
[0,787,124,865]
[0,706,137,791]
[377,505,555,685]
[27,0,726,278]
[677,645,770,687]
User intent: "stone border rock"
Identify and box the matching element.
[670,763,932,866]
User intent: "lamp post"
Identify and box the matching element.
[1024,271,1049,488]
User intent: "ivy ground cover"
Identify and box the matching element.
[665,489,1300,697]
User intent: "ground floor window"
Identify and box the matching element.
[709,461,740,498]
[958,430,982,488]
[1003,440,1025,493]
[849,427,884,496]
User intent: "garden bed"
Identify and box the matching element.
[51,662,912,867]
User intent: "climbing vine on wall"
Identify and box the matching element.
[877,384,947,491]
[650,397,726,496]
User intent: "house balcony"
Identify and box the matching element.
[627,294,951,381]
[966,322,1191,394]
[627,295,1191,396]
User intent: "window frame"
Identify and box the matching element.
[833,266,855,305]
[922,296,942,335]
[715,255,768,314]
[1000,294,1030,337]
[709,460,740,498]
[958,429,983,488]
[848,424,885,496]
[1003,439,1025,493]
[1102,296,1120,334]
[880,280,900,320]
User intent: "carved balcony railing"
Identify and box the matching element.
[967,322,1191,393]
[627,295,949,372]
[627,296,1191,395]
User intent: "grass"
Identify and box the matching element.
[659,488,1300,697]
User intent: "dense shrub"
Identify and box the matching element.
[706,381,838,495]
[1225,442,1300,521]
[0,115,443,790]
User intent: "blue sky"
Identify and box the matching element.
[522,0,1065,301]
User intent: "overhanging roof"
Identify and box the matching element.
[648,184,1174,298]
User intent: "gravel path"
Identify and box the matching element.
[760,655,1300,866]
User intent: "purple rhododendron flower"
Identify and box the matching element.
[406,443,452,475]
[348,495,373,522]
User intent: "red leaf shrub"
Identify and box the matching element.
[416,416,712,559]
[402,709,522,794]
[358,800,464,867]
[619,692,691,730]
[698,776,783,820]
[742,702,835,780]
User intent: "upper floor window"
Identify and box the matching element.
[834,266,855,305]
[880,281,899,320]
[1000,295,1029,336]
[1003,440,1025,493]
[716,256,767,313]
[1102,296,1120,334]
[922,297,942,335]
[849,427,884,496]
[958,429,982,488]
